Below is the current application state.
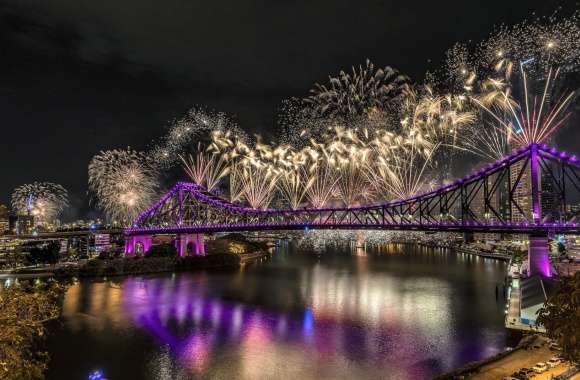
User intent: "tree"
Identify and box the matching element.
[537,272,580,362]
[97,248,122,260]
[146,243,177,258]
[26,242,61,265]
[0,281,66,379]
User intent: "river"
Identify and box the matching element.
[45,242,508,379]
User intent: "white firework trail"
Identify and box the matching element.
[180,143,230,193]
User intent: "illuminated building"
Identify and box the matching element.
[94,234,111,253]
[509,158,532,222]
[0,204,9,235]
[16,215,34,235]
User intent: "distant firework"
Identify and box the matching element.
[88,149,159,225]
[434,11,580,90]
[11,182,69,224]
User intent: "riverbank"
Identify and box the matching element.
[436,335,578,379]
[55,253,242,278]
[231,249,271,264]
[417,241,511,260]
[1,233,272,280]
[0,252,270,280]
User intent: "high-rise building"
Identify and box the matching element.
[16,215,34,235]
[540,168,563,222]
[0,204,9,235]
[567,203,580,220]
[509,158,533,222]
[94,234,111,253]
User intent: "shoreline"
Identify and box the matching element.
[0,250,271,280]
[0,240,509,280]
[416,241,512,261]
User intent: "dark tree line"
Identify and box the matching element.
[26,242,61,265]
[537,273,580,362]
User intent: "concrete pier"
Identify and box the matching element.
[527,235,551,277]
[174,234,205,257]
[124,235,152,255]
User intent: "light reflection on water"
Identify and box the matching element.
[46,243,508,380]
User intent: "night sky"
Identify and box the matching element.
[0,0,577,220]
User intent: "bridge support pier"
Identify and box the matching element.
[175,234,205,257]
[124,235,152,256]
[527,235,551,277]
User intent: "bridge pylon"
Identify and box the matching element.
[527,234,552,277]
[125,235,152,256]
[174,233,205,257]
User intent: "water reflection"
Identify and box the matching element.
[48,243,507,380]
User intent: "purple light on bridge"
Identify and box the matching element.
[125,235,152,255]
[528,236,552,277]
[125,143,580,239]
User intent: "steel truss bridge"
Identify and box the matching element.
[127,144,580,236]
[124,143,580,277]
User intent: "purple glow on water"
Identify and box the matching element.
[46,245,509,379]
[302,308,314,337]
[119,279,450,379]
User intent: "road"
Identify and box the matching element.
[471,336,578,380]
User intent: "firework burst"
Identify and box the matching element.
[478,11,580,76]
[435,11,580,89]
[277,167,314,209]
[89,149,159,225]
[11,182,69,225]
[427,11,580,160]
[304,59,408,119]
[151,107,248,168]
[468,64,575,150]
[239,163,279,209]
[305,163,338,208]
[398,84,476,150]
[180,143,229,193]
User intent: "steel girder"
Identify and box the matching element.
[126,144,580,236]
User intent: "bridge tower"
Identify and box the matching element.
[527,145,551,277]
[527,234,551,277]
[124,235,152,255]
[174,234,205,256]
